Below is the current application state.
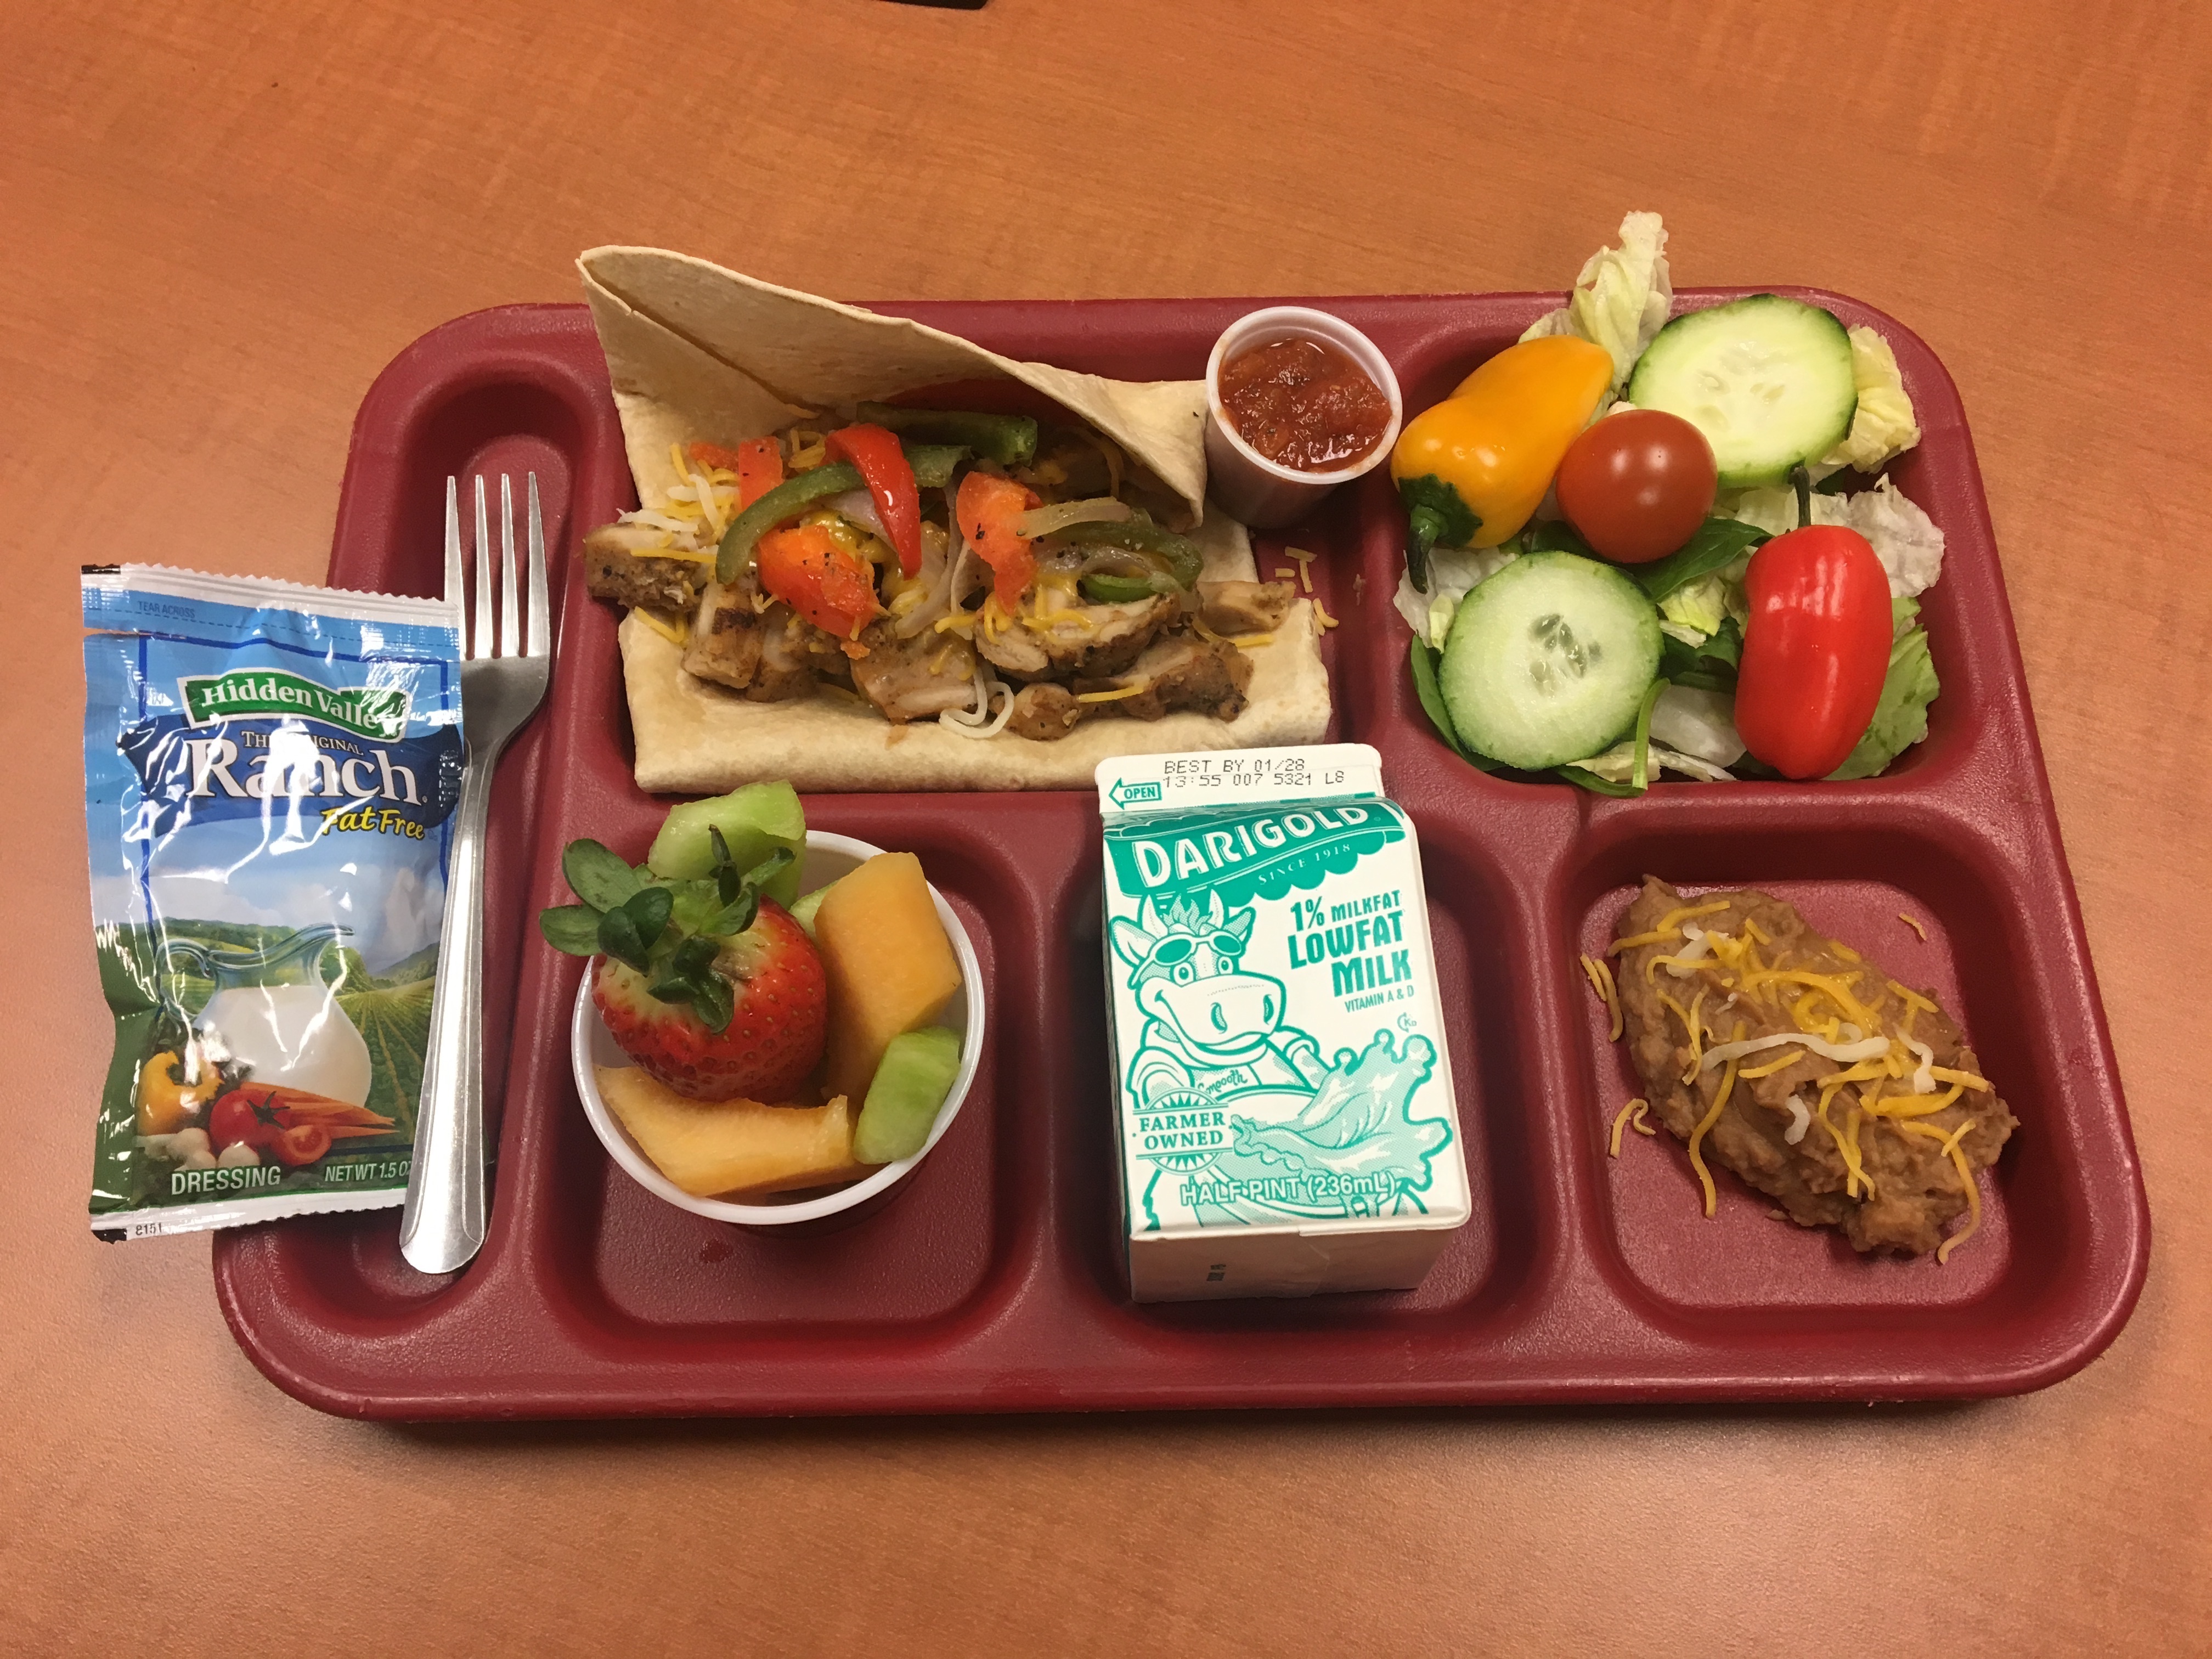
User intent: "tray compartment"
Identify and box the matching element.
[1089,814,1553,1334]
[1562,809,2030,1314]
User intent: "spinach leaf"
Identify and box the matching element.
[1634,517,1768,604]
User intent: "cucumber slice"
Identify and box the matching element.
[1627,296,1857,488]
[1438,552,1661,770]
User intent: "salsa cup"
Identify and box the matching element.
[570,831,985,1229]
[1203,306,1403,529]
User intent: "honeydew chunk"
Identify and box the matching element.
[596,1065,862,1198]
[853,1026,963,1165]
[788,883,833,938]
[645,782,805,904]
[814,853,962,1107]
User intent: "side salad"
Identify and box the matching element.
[1395,213,1944,789]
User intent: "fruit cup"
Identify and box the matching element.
[571,831,985,1230]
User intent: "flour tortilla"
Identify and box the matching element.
[578,247,1331,792]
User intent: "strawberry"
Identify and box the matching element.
[590,899,825,1099]
[539,831,828,1102]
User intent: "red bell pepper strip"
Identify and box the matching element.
[755,523,882,640]
[1734,524,1893,778]
[688,439,786,510]
[956,472,1042,615]
[825,424,923,577]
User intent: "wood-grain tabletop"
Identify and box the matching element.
[7,0,2207,1651]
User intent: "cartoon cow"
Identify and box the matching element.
[1110,890,1329,1107]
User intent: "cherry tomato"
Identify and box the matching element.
[1554,410,1718,564]
[272,1122,334,1167]
[1734,526,1894,778]
[208,1089,281,1152]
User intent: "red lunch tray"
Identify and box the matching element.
[212,292,2149,1417]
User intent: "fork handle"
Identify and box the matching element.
[399,737,502,1274]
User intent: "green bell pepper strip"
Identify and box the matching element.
[1077,572,1173,605]
[1050,518,1203,590]
[716,444,966,582]
[855,404,1039,466]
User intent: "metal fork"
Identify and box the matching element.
[400,473,552,1274]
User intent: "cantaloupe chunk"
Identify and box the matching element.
[813,852,962,1107]
[596,1066,864,1198]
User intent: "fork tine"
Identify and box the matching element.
[526,472,550,657]
[499,475,520,659]
[472,476,492,661]
[443,477,464,619]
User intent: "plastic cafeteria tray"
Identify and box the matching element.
[213,294,2149,1418]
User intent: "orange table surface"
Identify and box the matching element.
[7,0,2209,1651]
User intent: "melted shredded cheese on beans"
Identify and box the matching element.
[1609,896,1995,1258]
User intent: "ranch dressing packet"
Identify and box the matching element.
[1096,744,1471,1300]
[82,566,462,1238]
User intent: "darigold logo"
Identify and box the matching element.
[178,671,410,742]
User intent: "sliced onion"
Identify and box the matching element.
[1016,496,1132,539]
[825,489,889,541]
[893,523,954,639]
[1700,1031,1889,1073]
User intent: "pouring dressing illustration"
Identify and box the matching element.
[166,923,374,1107]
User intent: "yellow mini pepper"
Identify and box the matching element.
[1391,335,1614,589]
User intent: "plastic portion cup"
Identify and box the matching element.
[1204,306,1403,530]
[571,831,985,1229]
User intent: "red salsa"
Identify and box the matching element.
[1217,337,1391,472]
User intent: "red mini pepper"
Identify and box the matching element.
[955,472,1042,614]
[687,438,786,510]
[755,523,882,640]
[1734,523,1894,779]
[825,424,923,577]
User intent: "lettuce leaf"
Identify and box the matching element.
[1828,597,1939,778]
[1519,211,1673,393]
[1392,541,1521,649]
[1814,327,1922,478]
[1727,475,1945,597]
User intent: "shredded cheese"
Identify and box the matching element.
[1737,1049,1806,1080]
[1887,980,1938,1014]
[1700,1031,1888,1072]
[1679,988,1708,1083]
[1578,953,1623,1042]
[1897,1119,1983,1263]
[1609,1098,1652,1157]
[1688,1026,1746,1217]
[632,608,690,647]
[1286,547,1316,593]
[1312,601,1339,630]
[1781,1093,1811,1145]
[1076,684,1148,704]
[1899,912,1928,940]
[1929,1066,1992,1092]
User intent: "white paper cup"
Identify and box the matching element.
[571,831,985,1228]
[1203,306,1403,529]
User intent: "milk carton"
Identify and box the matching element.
[1095,744,1470,1301]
